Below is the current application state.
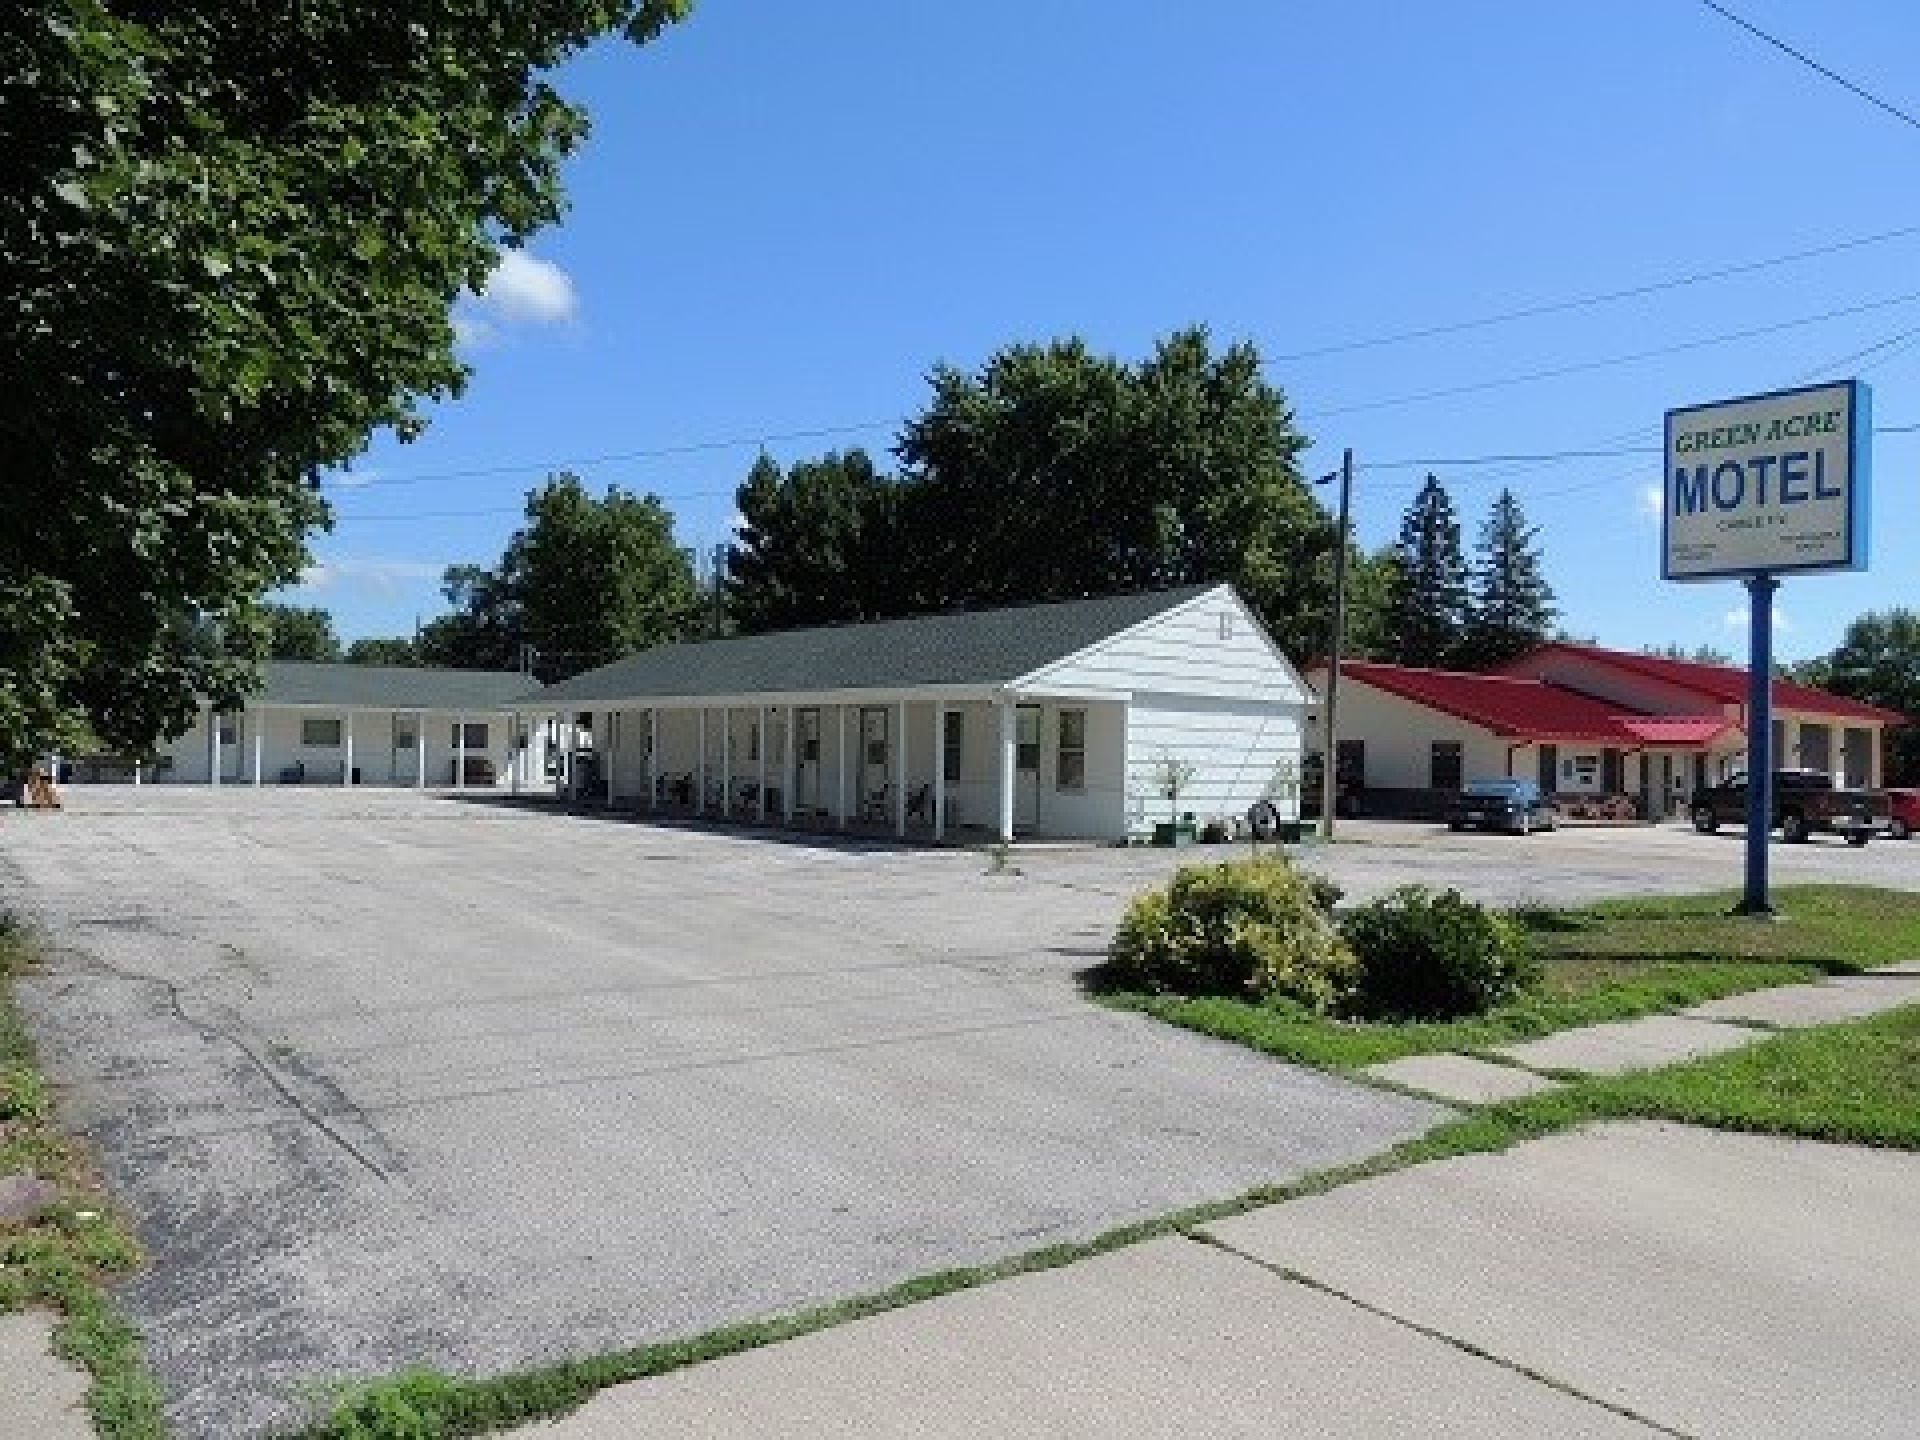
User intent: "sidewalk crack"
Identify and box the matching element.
[1187,1231,1695,1438]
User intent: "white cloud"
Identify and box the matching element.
[1722,602,1795,634]
[326,467,383,491]
[1636,484,1663,524]
[298,558,444,596]
[477,249,577,325]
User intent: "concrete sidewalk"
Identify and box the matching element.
[519,1120,1920,1439]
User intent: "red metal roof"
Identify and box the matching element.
[1338,663,1709,746]
[1505,643,1908,725]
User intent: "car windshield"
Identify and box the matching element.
[1463,781,1525,798]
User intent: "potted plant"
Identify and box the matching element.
[1151,754,1199,847]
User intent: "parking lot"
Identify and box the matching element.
[2,789,1913,1436]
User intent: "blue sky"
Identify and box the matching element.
[294,1,1920,664]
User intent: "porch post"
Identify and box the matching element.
[416,712,427,790]
[836,705,849,828]
[648,709,660,811]
[721,707,733,817]
[783,704,796,823]
[208,706,220,787]
[455,713,467,790]
[997,698,1016,843]
[252,722,264,787]
[756,704,768,822]
[343,711,355,786]
[933,700,946,842]
[696,708,707,815]
[510,714,522,795]
[895,698,908,838]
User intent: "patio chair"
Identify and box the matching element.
[905,783,932,823]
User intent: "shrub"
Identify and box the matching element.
[1107,855,1356,1012]
[1339,885,1540,1019]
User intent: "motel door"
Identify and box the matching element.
[795,708,821,810]
[218,712,246,782]
[1015,704,1042,831]
[860,707,890,815]
[392,713,420,786]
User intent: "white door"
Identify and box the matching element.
[1015,705,1041,831]
[860,707,889,818]
[795,708,821,810]
[219,712,245,782]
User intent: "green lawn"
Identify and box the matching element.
[1104,884,1920,1071]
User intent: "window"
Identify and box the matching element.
[217,713,240,746]
[943,710,963,785]
[452,722,488,751]
[1057,709,1087,791]
[1016,706,1041,772]
[302,717,342,748]
[1430,741,1462,791]
[393,717,417,751]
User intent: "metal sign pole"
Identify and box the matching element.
[1736,571,1778,916]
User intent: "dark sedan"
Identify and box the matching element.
[1446,778,1558,835]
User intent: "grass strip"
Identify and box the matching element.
[0,915,168,1439]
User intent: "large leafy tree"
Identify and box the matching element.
[1384,475,1470,668]
[726,450,903,633]
[1796,608,1920,784]
[1459,487,1557,668]
[260,604,343,662]
[0,0,689,771]
[895,327,1336,658]
[420,475,701,681]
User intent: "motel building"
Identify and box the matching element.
[155,662,549,790]
[1306,642,1903,821]
[519,584,1309,844]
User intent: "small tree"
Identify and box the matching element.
[1155,753,1198,820]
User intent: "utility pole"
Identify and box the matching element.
[1318,448,1354,842]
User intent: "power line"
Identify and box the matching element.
[324,420,892,491]
[1301,289,1920,419]
[1266,222,1920,362]
[1698,1,1920,134]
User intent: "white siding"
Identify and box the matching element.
[1126,696,1303,836]
[1018,586,1307,704]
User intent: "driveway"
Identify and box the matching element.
[2,790,1445,1438]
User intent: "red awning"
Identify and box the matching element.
[1615,717,1736,746]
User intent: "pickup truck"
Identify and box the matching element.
[1690,769,1886,846]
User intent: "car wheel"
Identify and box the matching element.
[1448,819,1465,832]
[1891,818,1911,841]
[1692,806,1719,834]
[1515,812,1532,836]
[1781,811,1809,844]
[1847,830,1871,847]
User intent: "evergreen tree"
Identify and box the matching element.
[1384,475,1469,667]
[1461,487,1557,667]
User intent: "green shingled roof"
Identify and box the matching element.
[254,662,538,710]
[530,585,1222,706]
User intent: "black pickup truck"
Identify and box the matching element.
[1690,769,1886,846]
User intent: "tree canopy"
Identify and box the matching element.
[259,604,343,662]
[0,0,688,769]
[420,474,701,681]
[726,450,902,634]
[890,327,1336,657]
